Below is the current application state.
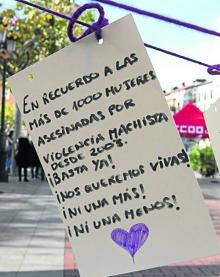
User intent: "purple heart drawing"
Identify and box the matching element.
[111,223,149,263]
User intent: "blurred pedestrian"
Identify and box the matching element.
[30,141,41,179]
[15,136,31,182]
[6,130,14,174]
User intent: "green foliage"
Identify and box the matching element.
[0,0,95,74]
[5,101,15,131]
[190,147,200,171]
[0,99,15,132]
[0,0,95,130]
[190,146,217,177]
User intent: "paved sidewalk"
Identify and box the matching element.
[0,177,65,277]
[0,176,220,277]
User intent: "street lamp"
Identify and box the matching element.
[0,29,41,77]
[0,27,41,180]
[0,30,16,182]
[0,30,41,177]
[6,39,16,56]
[0,30,6,44]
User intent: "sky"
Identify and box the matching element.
[2,0,220,90]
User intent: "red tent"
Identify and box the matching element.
[173,102,209,139]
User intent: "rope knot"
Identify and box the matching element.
[207,64,220,75]
[67,3,109,42]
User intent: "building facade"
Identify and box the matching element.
[165,79,220,113]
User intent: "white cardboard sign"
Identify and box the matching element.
[205,99,220,171]
[9,15,219,277]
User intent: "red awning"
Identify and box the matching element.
[173,102,209,138]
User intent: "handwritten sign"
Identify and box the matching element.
[205,99,220,171]
[9,15,219,277]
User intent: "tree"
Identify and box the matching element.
[190,146,217,177]
[0,0,95,129]
[0,0,95,74]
